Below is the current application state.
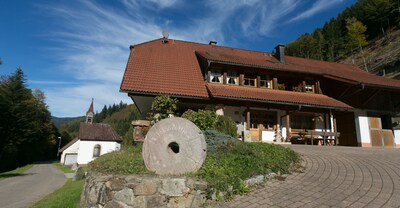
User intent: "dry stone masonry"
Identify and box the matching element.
[80,171,208,208]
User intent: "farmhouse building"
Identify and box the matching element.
[120,38,400,148]
[59,100,122,165]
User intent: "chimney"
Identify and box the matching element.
[209,41,217,46]
[274,44,285,63]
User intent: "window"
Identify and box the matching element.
[291,114,313,130]
[93,144,101,157]
[259,75,271,89]
[210,69,222,83]
[244,73,257,87]
[262,114,275,130]
[305,84,314,93]
[226,71,238,85]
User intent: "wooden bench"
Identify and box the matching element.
[293,131,340,146]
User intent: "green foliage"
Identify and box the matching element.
[89,145,151,174]
[195,142,299,199]
[150,95,178,122]
[346,17,368,52]
[214,116,238,138]
[182,109,217,130]
[89,132,299,201]
[286,0,399,61]
[32,179,84,208]
[0,68,58,172]
[0,164,33,179]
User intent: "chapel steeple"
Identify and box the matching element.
[86,98,94,124]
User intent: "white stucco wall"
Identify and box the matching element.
[60,140,80,164]
[394,130,400,146]
[357,116,371,145]
[77,141,121,165]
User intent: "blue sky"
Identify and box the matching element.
[0,0,356,117]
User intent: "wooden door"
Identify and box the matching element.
[335,112,357,146]
[250,113,260,141]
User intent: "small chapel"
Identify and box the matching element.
[59,99,122,165]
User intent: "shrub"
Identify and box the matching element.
[150,95,178,122]
[214,116,238,138]
[203,130,239,153]
[182,109,217,130]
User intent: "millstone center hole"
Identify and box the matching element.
[168,142,180,154]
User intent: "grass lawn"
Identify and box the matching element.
[32,179,85,208]
[89,130,300,200]
[0,164,33,180]
[52,162,89,173]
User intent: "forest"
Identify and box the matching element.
[286,0,400,64]
[0,65,140,172]
[0,68,59,172]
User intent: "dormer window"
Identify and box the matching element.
[226,71,238,85]
[210,69,222,83]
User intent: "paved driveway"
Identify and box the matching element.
[0,163,67,208]
[220,145,400,208]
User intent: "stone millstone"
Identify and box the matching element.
[143,117,207,175]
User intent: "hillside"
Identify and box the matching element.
[51,116,84,128]
[58,103,140,146]
[339,29,400,79]
[285,0,400,79]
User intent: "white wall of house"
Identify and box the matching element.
[77,141,121,165]
[394,130,400,147]
[60,140,80,164]
[355,111,371,146]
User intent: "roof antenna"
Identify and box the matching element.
[162,30,169,44]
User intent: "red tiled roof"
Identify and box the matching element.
[78,123,122,142]
[206,83,352,109]
[120,38,400,106]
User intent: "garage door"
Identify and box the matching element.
[64,154,78,165]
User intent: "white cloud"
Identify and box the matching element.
[38,0,344,116]
[288,0,344,23]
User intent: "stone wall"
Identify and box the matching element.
[80,171,208,208]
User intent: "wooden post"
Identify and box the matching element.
[246,111,250,130]
[257,76,261,88]
[223,72,227,84]
[207,71,211,82]
[302,81,306,92]
[273,78,278,90]
[239,74,244,86]
[286,113,290,141]
[315,81,321,94]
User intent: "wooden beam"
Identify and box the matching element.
[223,72,227,84]
[239,74,244,86]
[257,76,261,88]
[273,78,278,90]
[286,113,290,141]
[362,89,380,107]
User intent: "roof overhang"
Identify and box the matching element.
[206,83,353,111]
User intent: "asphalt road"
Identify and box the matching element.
[0,163,67,208]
